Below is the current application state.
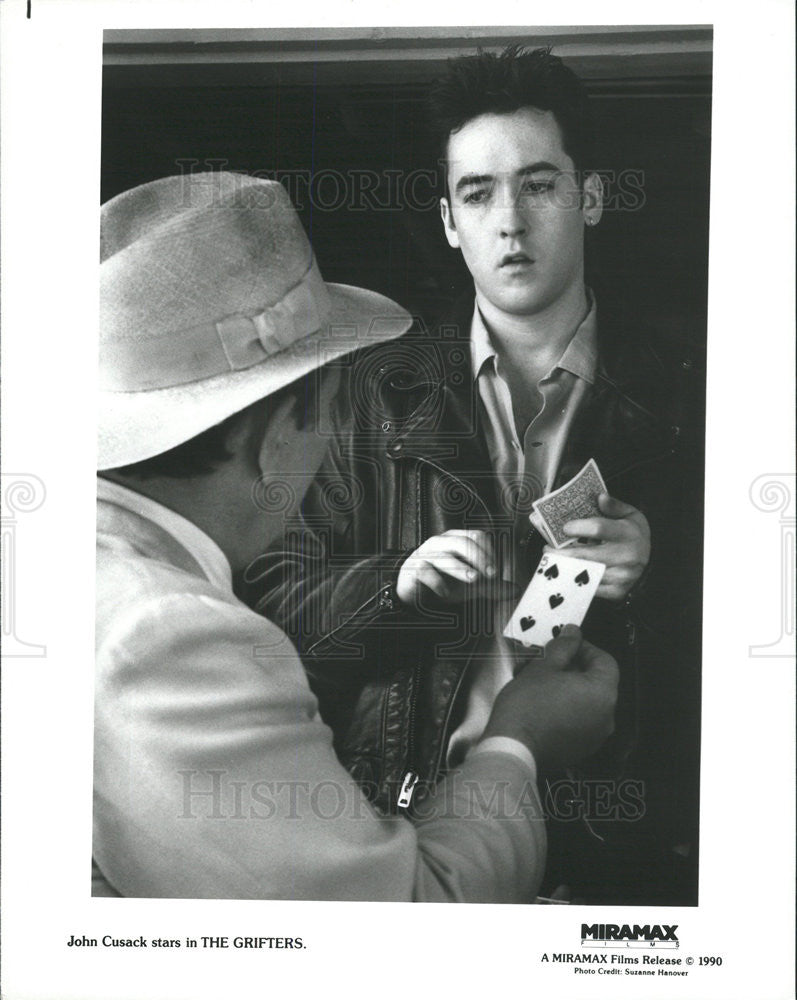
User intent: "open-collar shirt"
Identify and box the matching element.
[448,296,598,767]
[470,294,598,516]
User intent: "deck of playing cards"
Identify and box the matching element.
[504,552,606,650]
[530,458,608,548]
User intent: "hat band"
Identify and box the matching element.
[101,257,332,391]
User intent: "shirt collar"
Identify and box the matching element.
[470,304,500,379]
[97,476,233,593]
[470,290,598,385]
[558,293,598,383]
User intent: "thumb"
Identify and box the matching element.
[578,640,620,690]
[598,492,636,519]
[542,625,583,671]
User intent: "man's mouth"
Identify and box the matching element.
[499,252,533,268]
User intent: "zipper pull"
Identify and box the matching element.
[397,771,419,809]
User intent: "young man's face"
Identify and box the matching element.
[440,107,598,320]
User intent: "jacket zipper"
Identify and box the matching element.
[396,462,430,811]
[397,770,419,809]
[305,585,393,657]
[399,659,421,810]
[396,454,495,807]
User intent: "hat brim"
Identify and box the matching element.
[97,283,412,470]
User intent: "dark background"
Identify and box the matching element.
[101,27,710,904]
[102,27,712,336]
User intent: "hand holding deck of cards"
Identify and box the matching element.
[504,458,649,646]
[529,458,608,548]
[530,458,651,605]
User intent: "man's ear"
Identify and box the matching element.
[254,395,297,474]
[581,171,604,227]
[440,197,460,249]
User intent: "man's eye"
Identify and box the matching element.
[522,180,555,195]
[463,188,490,204]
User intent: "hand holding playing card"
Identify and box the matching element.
[548,493,650,602]
[483,625,619,772]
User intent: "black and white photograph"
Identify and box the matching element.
[1,3,794,1000]
[95,24,709,906]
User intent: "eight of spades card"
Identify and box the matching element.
[503,552,606,650]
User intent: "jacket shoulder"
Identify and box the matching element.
[336,295,477,429]
[349,292,476,365]
[597,295,707,380]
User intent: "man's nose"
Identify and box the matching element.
[498,199,528,238]
[500,220,526,239]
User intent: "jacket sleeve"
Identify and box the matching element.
[93,593,545,902]
[245,402,419,665]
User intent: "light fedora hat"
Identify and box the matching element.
[99,171,412,470]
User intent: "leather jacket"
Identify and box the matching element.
[250,292,705,819]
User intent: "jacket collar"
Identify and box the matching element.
[388,289,678,490]
[379,300,498,514]
[558,296,680,484]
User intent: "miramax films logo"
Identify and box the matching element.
[581,923,679,949]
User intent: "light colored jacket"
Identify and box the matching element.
[93,480,545,901]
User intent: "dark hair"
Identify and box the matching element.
[428,45,594,185]
[113,368,323,480]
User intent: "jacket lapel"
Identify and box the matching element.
[557,314,679,489]
[387,296,501,516]
[385,292,678,507]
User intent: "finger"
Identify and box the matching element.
[542,625,582,671]
[443,529,492,544]
[600,565,640,586]
[578,640,620,690]
[560,543,645,570]
[442,529,494,558]
[551,543,619,565]
[415,564,452,600]
[595,571,638,601]
[596,584,628,602]
[452,530,497,573]
[425,553,483,585]
[562,517,630,542]
[418,529,492,554]
[436,534,496,577]
[597,493,639,519]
